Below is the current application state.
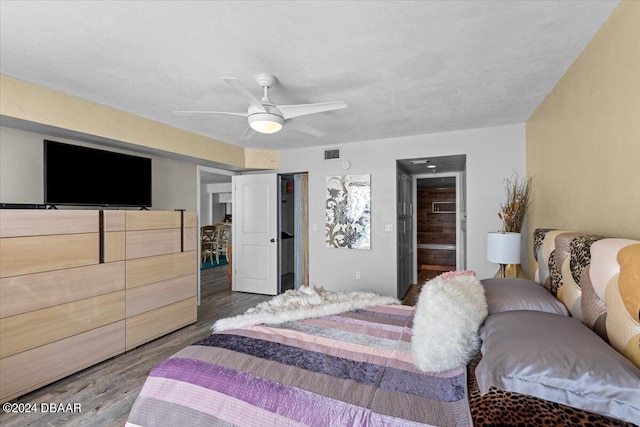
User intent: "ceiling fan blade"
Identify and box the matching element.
[222,77,266,112]
[240,127,256,140]
[278,101,347,120]
[286,120,325,137]
[173,111,247,117]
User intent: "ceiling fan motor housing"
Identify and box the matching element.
[248,104,284,134]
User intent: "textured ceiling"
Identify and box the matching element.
[0,1,619,151]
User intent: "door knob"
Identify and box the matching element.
[270,238,276,242]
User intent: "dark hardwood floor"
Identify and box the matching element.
[0,265,270,427]
[401,268,432,306]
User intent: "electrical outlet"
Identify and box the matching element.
[355,271,361,280]
[385,224,393,232]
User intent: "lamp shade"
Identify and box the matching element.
[487,232,521,264]
[248,113,284,134]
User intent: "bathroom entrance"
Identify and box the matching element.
[415,175,460,281]
[396,155,467,297]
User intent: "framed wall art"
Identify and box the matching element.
[325,174,371,250]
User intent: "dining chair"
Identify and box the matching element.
[214,223,232,263]
[200,225,217,265]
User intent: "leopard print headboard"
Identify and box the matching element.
[533,228,640,368]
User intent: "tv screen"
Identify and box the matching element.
[44,140,152,207]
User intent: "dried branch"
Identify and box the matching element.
[498,173,533,233]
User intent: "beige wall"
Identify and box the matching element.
[0,74,277,170]
[526,0,640,270]
[244,148,278,170]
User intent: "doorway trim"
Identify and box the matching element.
[196,165,237,305]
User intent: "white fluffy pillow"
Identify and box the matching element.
[411,271,488,372]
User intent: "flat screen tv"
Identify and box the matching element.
[44,140,152,208]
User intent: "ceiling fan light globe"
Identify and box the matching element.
[248,113,284,134]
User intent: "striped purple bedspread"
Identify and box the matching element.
[126,304,472,427]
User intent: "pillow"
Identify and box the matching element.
[476,310,640,424]
[412,270,488,372]
[480,278,569,316]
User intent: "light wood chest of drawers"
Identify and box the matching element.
[0,209,197,401]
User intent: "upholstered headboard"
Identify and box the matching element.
[533,228,640,368]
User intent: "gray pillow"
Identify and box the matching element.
[481,278,568,315]
[476,310,640,424]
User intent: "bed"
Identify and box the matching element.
[126,229,640,427]
[125,298,472,427]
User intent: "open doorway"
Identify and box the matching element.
[414,173,465,281]
[278,173,309,293]
[279,175,295,292]
[396,155,466,298]
[197,166,236,305]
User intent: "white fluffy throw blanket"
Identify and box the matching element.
[213,286,400,332]
[412,271,488,372]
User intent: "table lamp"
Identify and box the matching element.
[487,232,521,278]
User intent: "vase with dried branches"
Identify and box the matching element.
[494,173,533,278]
[498,173,533,233]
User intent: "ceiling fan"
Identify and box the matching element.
[174,74,347,140]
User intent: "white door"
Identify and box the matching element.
[232,174,279,295]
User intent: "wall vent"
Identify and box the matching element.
[324,149,340,160]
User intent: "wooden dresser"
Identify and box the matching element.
[0,209,197,401]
